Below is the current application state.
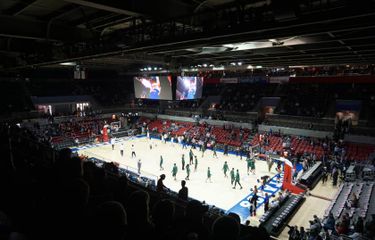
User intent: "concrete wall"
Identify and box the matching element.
[139,112,253,129]
[258,124,333,138]
[344,135,375,145]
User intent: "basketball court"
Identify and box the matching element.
[75,136,284,223]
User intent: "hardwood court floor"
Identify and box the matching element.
[278,180,339,239]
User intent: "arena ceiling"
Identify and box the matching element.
[0,0,375,72]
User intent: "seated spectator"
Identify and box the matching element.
[178,180,188,201]
[152,199,175,240]
[211,216,240,240]
[157,174,167,193]
[91,201,127,240]
[126,190,154,239]
[349,222,364,240]
[323,212,336,231]
[173,200,209,240]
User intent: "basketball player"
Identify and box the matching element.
[170,135,174,146]
[160,155,164,170]
[131,144,136,158]
[194,155,198,171]
[181,154,185,170]
[111,137,116,150]
[137,159,142,174]
[266,156,274,172]
[233,169,243,189]
[223,161,229,177]
[172,163,178,181]
[250,158,256,175]
[206,167,212,183]
[246,156,252,175]
[120,143,124,157]
[213,145,218,158]
[189,149,194,165]
[201,143,206,158]
[185,164,190,180]
[230,168,235,185]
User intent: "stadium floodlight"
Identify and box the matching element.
[140,68,144,71]
[59,62,76,66]
[237,62,242,66]
[256,65,263,69]
[247,65,254,69]
[154,67,158,71]
[230,62,236,66]
[203,64,207,67]
[147,67,152,71]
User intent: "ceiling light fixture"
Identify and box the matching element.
[59,62,76,66]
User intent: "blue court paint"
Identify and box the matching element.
[226,172,284,223]
[295,163,303,173]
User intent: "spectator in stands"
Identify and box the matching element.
[332,168,339,186]
[126,190,154,239]
[152,199,175,240]
[211,216,240,240]
[91,201,127,240]
[313,215,322,227]
[335,213,350,235]
[299,226,306,240]
[364,214,375,238]
[348,217,364,240]
[157,174,167,193]
[287,225,300,240]
[178,180,188,201]
[351,193,359,208]
[174,200,209,240]
[323,212,336,231]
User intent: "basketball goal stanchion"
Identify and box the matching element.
[281,157,305,194]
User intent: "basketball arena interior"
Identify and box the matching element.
[1,1,375,240]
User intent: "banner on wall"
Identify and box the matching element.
[204,78,220,84]
[289,75,375,83]
[239,76,268,83]
[220,77,238,83]
[269,76,290,83]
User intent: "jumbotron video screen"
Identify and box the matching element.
[134,76,172,100]
[176,76,204,100]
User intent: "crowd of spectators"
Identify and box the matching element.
[288,212,375,240]
[276,84,329,118]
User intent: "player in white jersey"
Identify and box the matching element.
[111,137,116,150]
[120,143,124,157]
[171,136,175,147]
[137,159,142,174]
[131,144,136,158]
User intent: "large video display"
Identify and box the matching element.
[133,76,172,100]
[176,76,204,100]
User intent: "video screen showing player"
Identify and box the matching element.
[134,76,172,100]
[176,76,204,100]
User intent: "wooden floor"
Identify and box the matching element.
[278,180,340,239]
